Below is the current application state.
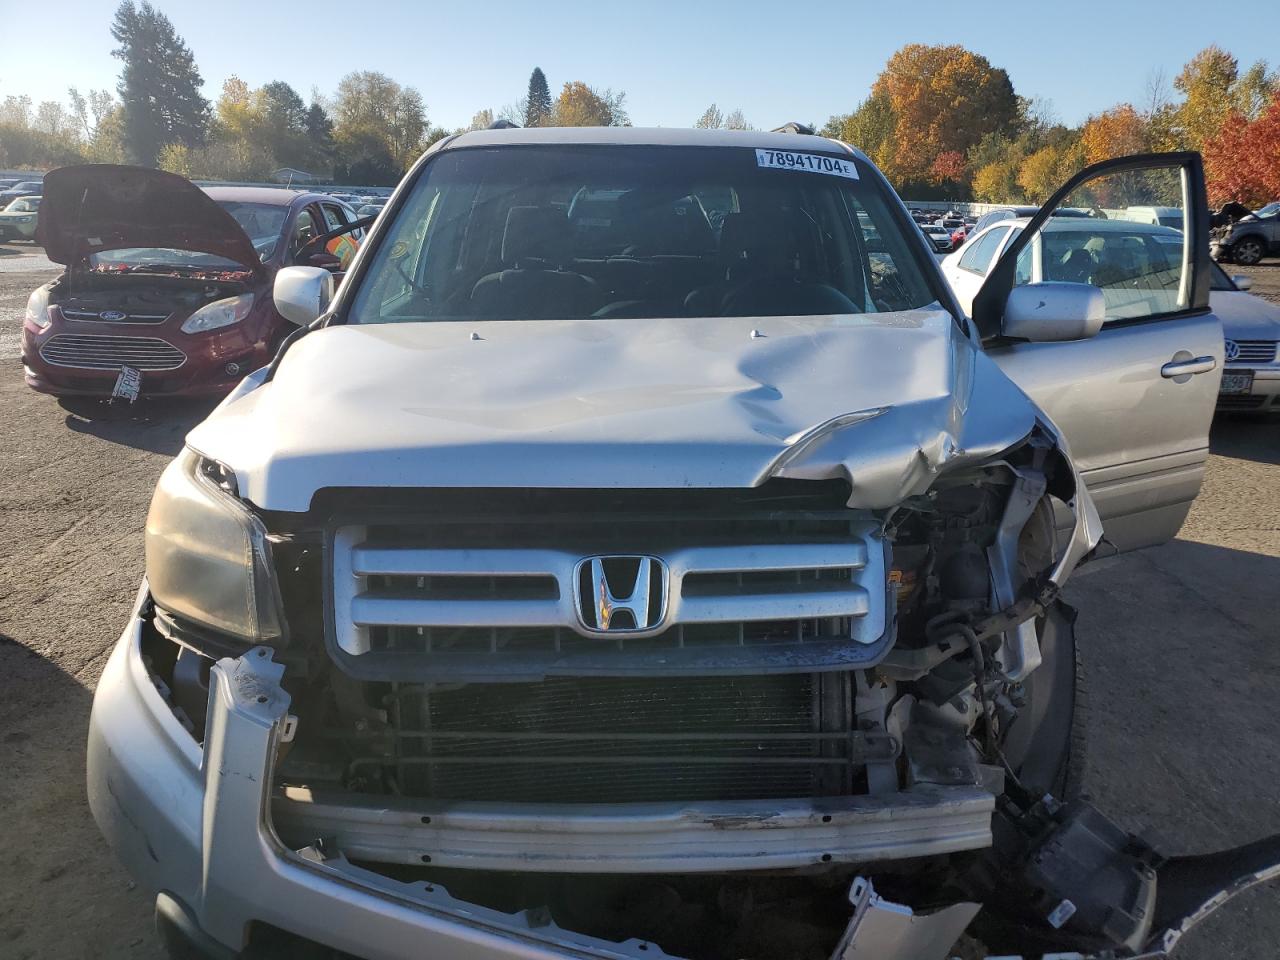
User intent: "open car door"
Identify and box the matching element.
[972,153,1220,552]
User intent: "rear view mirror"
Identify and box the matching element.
[274,266,333,326]
[1003,282,1105,342]
[1231,274,1254,291]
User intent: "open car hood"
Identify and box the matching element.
[188,310,1042,514]
[37,164,261,270]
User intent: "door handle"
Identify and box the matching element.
[1161,355,1217,378]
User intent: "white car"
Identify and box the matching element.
[944,217,1280,413]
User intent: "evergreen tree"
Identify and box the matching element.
[110,1,209,166]
[524,68,551,127]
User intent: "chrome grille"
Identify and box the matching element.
[326,506,890,682]
[1226,339,1278,363]
[39,334,186,371]
[60,307,170,325]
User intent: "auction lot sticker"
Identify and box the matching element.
[756,149,858,179]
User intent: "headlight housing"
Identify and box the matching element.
[145,448,283,643]
[180,293,254,334]
[24,285,51,330]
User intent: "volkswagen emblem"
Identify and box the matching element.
[1224,339,1240,362]
[573,555,669,635]
[99,310,127,322]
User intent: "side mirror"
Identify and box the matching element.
[274,266,333,326]
[1002,282,1105,342]
[1231,274,1254,291]
[307,251,343,272]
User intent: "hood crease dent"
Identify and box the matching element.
[188,310,1040,514]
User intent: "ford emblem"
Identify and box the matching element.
[99,310,127,322]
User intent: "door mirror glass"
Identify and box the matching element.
[274,266,334,326]
[973,153,1207,340]
[1231,274,1253,291]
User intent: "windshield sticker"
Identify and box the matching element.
[755,149,858,180]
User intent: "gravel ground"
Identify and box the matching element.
[0,241,1277,958]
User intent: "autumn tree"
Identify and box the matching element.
[331,71,428,182]
[469,108,495,131]
[1203,94,1280,206]
[551,82,629,127]
[870,44,1018,189]
[821,91,895,170]
[1080,104,1147,164]
[110,0,209,166]
[525,68,552,127]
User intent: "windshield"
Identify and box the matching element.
[215,201,288,260]
[4,198,38,212]
[1253,202,1280,218]
[85,200,286,270]
[348,145,937,323]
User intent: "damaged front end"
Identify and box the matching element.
[95,415,1280,960]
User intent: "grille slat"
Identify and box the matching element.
[1226,339,1278,363]
[61,307,171,325]
[39,333,185,371]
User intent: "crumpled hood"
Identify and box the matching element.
[37,164,260,269]
[1211,289,1280,339]
[188,310,1040,513]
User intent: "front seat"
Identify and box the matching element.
[469,206,599,319]
[683,210,800,316]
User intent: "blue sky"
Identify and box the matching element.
[2,0,1278,131]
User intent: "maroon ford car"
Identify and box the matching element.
[23,165,365,399]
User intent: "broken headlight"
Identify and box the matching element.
[180,293,254,334]
[145,448,283,643]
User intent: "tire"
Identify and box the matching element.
[999,600,1085,800]
[1231,235,1266,266]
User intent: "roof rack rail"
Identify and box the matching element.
[488,119,520,130]
[771,122,815,135]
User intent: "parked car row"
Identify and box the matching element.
[1212,200,1280,265]
[940,214,1280,414]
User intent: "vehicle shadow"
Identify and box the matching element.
[60,397,220,457]
[1066,537,1280,958]
[0,633,161,958]
[1209,414,1280,465]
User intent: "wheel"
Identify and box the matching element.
[1231,235,1266,266]
[999,601,1086,800]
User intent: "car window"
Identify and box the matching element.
[1010,166,1189,324]
[215,201,288,261]
[958,226,1009,275]
[291,208,318,257]
[321,204,348,232]
[348,145,939,323]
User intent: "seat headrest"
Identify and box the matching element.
[502,206,570,266]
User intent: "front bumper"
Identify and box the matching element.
[1216,360,1280,412]
[87,594,991,959]
[89,588,1280,959]
[22,313,273,399]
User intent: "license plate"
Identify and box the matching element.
[111,365,142,403]
[1219,370,1254,395]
